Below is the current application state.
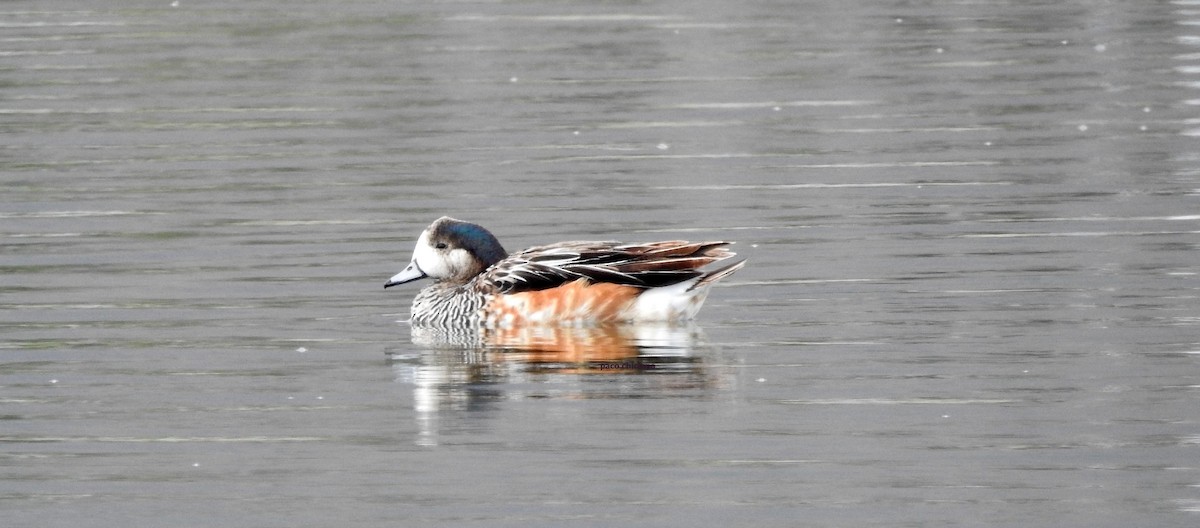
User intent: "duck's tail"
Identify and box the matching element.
[689,258,747,291]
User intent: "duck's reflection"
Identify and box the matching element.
[388,324,723,446]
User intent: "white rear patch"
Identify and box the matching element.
[627,277,710,322]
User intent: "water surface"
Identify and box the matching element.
[2,1,1199,526]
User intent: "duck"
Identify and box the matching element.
[384,216,745,327]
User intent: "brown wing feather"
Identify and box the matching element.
[638,241,733,257]
[619,256,728,273]
[480,240,740,294]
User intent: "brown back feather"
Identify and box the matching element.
[483,240,742,294]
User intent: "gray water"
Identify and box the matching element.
[3,1,1199,526]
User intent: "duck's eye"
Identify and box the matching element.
[434,242,448,250]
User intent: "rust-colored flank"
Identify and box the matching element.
[486,279,641,326]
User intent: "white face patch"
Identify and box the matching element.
[411,230,449,279]
[410,229,477,281]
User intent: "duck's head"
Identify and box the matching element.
[385,216,508,287]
